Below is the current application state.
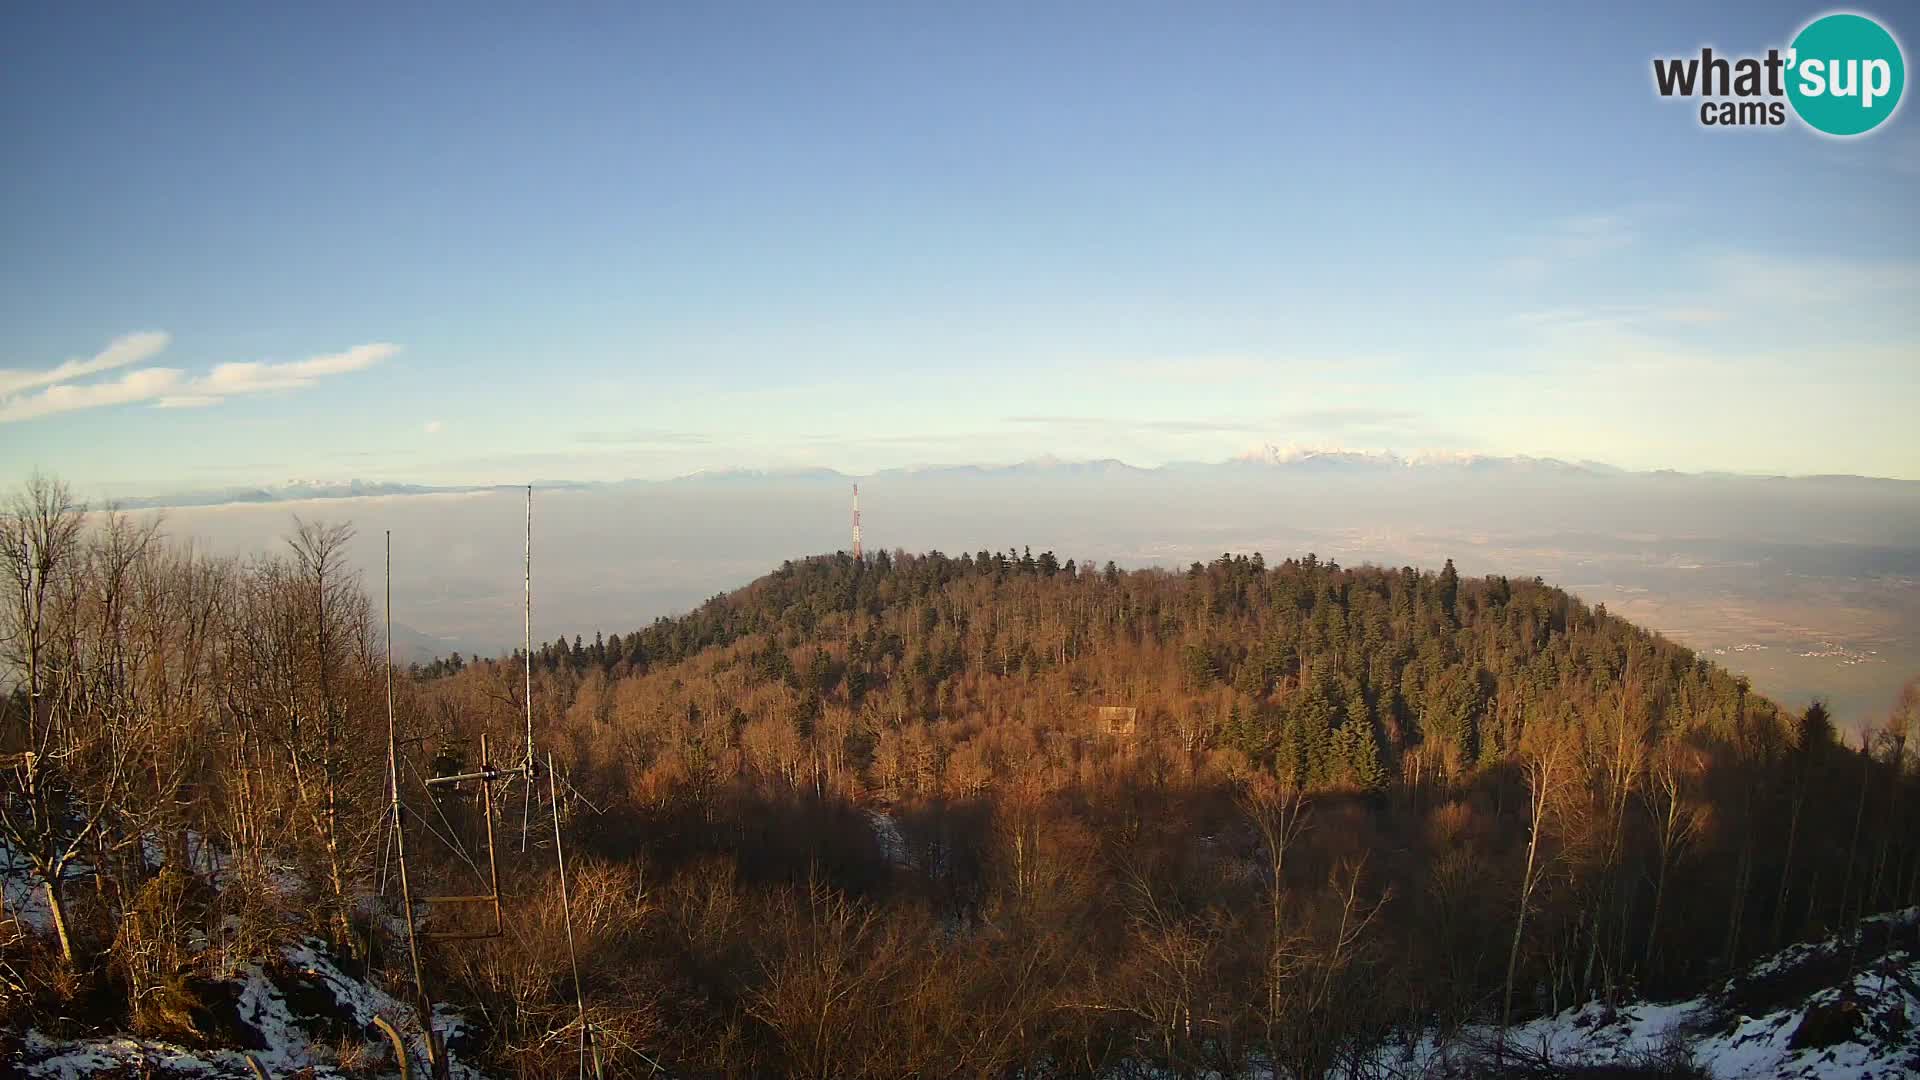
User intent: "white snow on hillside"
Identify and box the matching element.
[867,808,910,868]
[14,938,483,1079]
[2,839,80,933]
[8,813,1916,1080]
[1388,906,1920,1079]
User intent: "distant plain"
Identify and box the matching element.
[138,464,1920,733]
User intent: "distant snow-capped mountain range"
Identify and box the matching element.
[104,449,1912,509]
[1226,442,1623,473]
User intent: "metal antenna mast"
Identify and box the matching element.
[374,499,594,1078]
[520,483,539,852]
[523,484,534,775]
[386,532,449,1080]
[549,752,603,1079]
[418,489,534,939]
[851,483,862,561]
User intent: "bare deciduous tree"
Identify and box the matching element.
[0,479,160,964]
[1239,771,1310,1038]
[1641,740,1705,971]
[1504,728,1571,1036]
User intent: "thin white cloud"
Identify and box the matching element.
[193,343,399,397]
[1006,407,1421,435]
[1498,212,1639,281]
[0,367,185,423]
[1506,303,1730,332]
[1896,132,1920,176]
[1658,306,1729,325]
[1108,353,1404,385]
[0,331,171,396]
[424,419,444,434]
[0,338,401,425]
[1712,253,1920,308]
[1553,213,1637,258]
[577,427,711,446]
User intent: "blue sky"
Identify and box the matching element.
[2,1,1916,495]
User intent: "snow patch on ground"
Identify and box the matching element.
[15,938,487,1079]
[1,839,86,934]
[868,808,911,868]
[1396,906,1920,1079]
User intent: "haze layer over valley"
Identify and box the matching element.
[141,456,1920,730]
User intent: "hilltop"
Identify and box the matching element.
[5,487,1916,1077]
[412,548,1917,1075]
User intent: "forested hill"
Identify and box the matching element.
[8,484,1917,1077]
[405,548,1918,1075]
[441,548,1783,787]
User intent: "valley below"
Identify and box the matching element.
[142,463,1920,731]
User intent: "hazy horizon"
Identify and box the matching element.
[111,465,1920,735]
[29,442,1920,513]
[6,6,1920,1077]
[3,3,1917,726]
[4,3,1917,490]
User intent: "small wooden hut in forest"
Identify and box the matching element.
[1095,705,1138,737]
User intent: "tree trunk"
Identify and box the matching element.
[1723,835,1752,975]
[1802,867,1822,935]
[1837,742,1871,927]
[1645,856,1670,972]
[323,779,350,945]
[1503,780,1548,1031]
[44,876,76,966]
[1771,793,1803,948]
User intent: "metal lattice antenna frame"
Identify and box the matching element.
[386,532,450,1080]
[420,730,516,939]
[421,487,536,936]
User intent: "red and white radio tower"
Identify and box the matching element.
[851,483,863,560]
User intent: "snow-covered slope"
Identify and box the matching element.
[10,939,483,1080]
[1387,906,1920,1079]
[8,887,1913,1077]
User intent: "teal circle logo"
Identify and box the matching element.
[1787,13,1905,136]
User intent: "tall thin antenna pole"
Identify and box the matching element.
[522,484,537,852]
[387,532,446,1079]
[524,484,535,773]
[851,483,862,561]
[550,752,599,1080]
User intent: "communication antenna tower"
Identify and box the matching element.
[851,483,862,560]
[378,489,611,1080]
[384,532,451,1080]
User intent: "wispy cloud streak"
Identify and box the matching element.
[0,337,399,424]
[0,367,186,423]
[0,331,171,396]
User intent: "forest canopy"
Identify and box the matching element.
[4,475,1918,1078]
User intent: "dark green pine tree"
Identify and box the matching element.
[1183,643,1219,689]
[1232,656,1268,697]
[1335,712,1387,790]
[1476,695,1509,767]
[1287,680,1338,787]
[806,646,836,696]
[1422,665,1483,767]
[1225,702,1271,759]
